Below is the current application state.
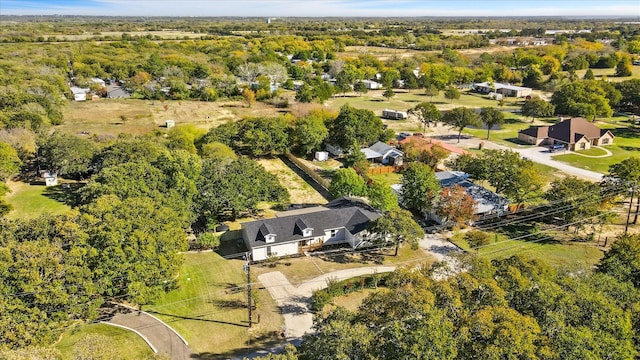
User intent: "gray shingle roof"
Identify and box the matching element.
[242,197,380,248]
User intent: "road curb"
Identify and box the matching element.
[100,321,158,353]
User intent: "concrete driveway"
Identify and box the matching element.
[511,146,604,181]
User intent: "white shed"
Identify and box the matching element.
[43,172,58,187]
[314,151,329,161]
[165,120,176,128]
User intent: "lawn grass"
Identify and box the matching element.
[252,245,434,286]
[143,252,283,358]
[55,323,153,360]
[462,112,539,147]
[450,231,603,270]
[324,288,376,313]
[4,181,71,220]
[256,157,328,205]
[551,121,640,173]
[368,172,403,186]
[573,147,609,156]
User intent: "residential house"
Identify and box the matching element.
[70,86,89,101]
[361,141,404,166]
[362,79,383,90]
[241,197,380,261]
[518,117,614,151]
[473,82,532,98]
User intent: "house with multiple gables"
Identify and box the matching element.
[473,82,532,98]
[241,197,380,261]
[518,117,614,151]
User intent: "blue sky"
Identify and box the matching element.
[2,0,639,17]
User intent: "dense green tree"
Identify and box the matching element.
[81,196,186,303]
[38,132,96,177]
[544,176,603,229]
[199,141,237,164]
[616,57,633,77]
[615,79,640,109]
[0,142,21,181]
[328,168,366,198]
[353,81,368,96]
[583,68,595,80]
[94,138,168,170]
[551,81,615,119]
[606,157,640,223]
[370,208,424,255]
[443,86,460,103]
[236,116,291,156]
[521,96,555,123]
[291,112,329,156]
[408,102,442,133]
[441,107,481,143]
[196,158,288,222]
[328,104,383,149]
[479,107,505,140]
[382,86,395,100]
[598,233,640,288]
[400,162,441,213]
[367,181,399,212]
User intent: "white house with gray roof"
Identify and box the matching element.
[360,141,404,166]
[473,82,532,98]
[241,197,380,261]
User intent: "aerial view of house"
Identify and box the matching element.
[241,197,380,261]
[518,117,615,150]
[473,81,533,98]
[360,141,404,166]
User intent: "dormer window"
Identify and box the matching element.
[303,228,312,237]
[294,218,313,238]
[265,234,276,243]
[256,223,276,243]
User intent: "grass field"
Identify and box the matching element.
[4,181,71,220]
[450,231,604,269]
[59,99,281,136]
[143,252,283,358]
[552,120,640,173]
[324,288,376,313]
[462,112,543,146]
[256,157,328,205]
[55,323,153,360]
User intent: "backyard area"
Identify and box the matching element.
[142,252,283,358]
[256,157,328,205]
[4,181,71,220]
[54,323,153,360]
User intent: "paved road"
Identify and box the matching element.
[108,308,192,360]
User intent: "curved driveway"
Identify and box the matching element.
[108,307,191,360]
[511,146,604,182]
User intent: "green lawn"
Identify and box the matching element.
[55,323,153,360]
[551,121,640,173]
[463,112,545,147]
[573,147,609,156]
[5,182,71,220]
[143,252,283,358]
[450,231,603,270]
[368,172,403,186]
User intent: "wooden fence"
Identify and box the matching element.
[367,166,398,176]
[285,153,330,190]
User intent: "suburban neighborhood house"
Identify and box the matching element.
[360,141,404,166]
[473,81,533,98]
[241,197,380,261]
[518,117,615,151]
[399,135,468,164]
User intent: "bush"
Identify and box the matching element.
[311,289,331,312]
[194,232,220,250]
[464,230,491,249]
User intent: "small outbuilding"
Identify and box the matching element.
[165,120,176,128]
[43,172,58,187]
[314,151,329,162]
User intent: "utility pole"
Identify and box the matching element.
[625,183,635,235]
[244,252,252,328]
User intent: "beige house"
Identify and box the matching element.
[518,117,614,151]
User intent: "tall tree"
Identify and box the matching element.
[328,168,367,198]
[400,162,441,214]
[441,107,481,143]
[328,104,383,149]
[607,157,640,224]
[369,208,424,255]
[38,132,96,178]
[291,113,329,156]
[435,185,476,226]
[521,96,555,123]
[480,107,505,140]
[367,182,399,212]
[0,142,21,181]
[408,102,442,133]
[443,86,460,104]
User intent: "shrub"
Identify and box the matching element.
[464,230,491,249]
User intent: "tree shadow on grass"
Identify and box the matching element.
[505,137,530,146]
[145,309,247,328]
[42,183,85,207]
[195,333,286,359]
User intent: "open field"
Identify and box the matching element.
[59,99,280,136]
[340,45,524,60]
[450,231,604,269]
[143,252,283,358]
[256,157,328,205]
[552,120,640,173]
[252,245,434,286]
[54,323,153,360]
[5,181,71,220]
[574,65,640,82]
